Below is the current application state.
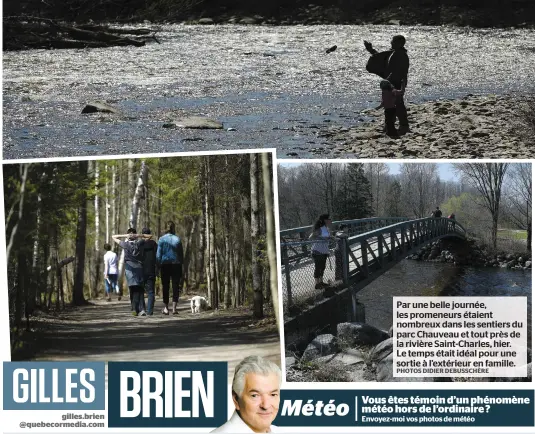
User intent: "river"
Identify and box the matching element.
[3,24,535,159]
[357,260,532,345]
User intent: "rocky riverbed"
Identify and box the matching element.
[286,322,532,383]
[408,238,532,270]
[314,94,534,158]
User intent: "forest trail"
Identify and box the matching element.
[30,298,281,383]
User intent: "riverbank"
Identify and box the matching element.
[407,238,532,271]
[6,1,535,28]
[188,2,535,28]
[316,94,534,159]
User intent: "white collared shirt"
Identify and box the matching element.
[211,411,277,433]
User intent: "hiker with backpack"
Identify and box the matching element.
[112,228,150,316]
[156,221,184,315]
[365,35,410,135]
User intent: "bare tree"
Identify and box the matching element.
[400,163,439,218]
[6,164,31,263]
[250,154,263,319]
[455,163,509,249]
[262,153,279,328]
[117,160,148,287]
[504,163,531,251]
[73,161,88,306]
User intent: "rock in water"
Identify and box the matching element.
[82,101,120,114]
[170,116,223,129]
[326,45,337,54]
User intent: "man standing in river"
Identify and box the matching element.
[364,35,410,135]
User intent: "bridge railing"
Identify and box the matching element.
[280,217,466,318]
[280,217,409,264]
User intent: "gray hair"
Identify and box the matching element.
[232,356,282,398]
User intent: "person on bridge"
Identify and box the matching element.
[141,227,157,316]
[157,220,184,315]
[432,207,443,218]
[103,243,119,302]
[309,214,332,290]
[112,228,148,316]
[448,213,456,220]
[364,35,410,135]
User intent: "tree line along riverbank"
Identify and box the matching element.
[5,0,535,28]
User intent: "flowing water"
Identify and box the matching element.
[3,24,535,159]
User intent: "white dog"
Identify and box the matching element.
[190,296,208,314]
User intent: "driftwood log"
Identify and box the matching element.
[4,16,160,50]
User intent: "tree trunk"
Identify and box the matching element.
[250,154,263,319]
[16,249,27,328]
[261,153,279,327]
[105,164,110,243]
[129,161,147,229]
[94,161,101,298]
[73,161,88,306]
[224,207,231,308]
[228,242,236,308]
[6,164,30,264]
[204,158,212,303]
[198,162,206,288]
[112,163,117,238]
[118,160,147,288]
[209,161,218,309]
[527,222,532,252]
[182,219,197,291]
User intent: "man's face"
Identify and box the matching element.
[233,372,280,433]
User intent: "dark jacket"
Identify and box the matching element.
[143,239,158,279]
[385,48,409,88]
[367,46,409,88]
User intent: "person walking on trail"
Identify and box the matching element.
[112,228,148,317]
[364,35,410,134]
[156,221,184,315]
[141,227,157,316]
[309,214,332,290]
[103,243,119,302]
[432,207,443,218]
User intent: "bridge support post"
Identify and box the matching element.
[390,231,397,260]
[341,237,349,285]
[299,231,308,257]
[361,240,369,276]
[282,244,293,308]
[401,223,406,255]
[378,234,384,268]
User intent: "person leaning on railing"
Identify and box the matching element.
[309,213,332,289]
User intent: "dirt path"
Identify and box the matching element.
[30,298,281,383]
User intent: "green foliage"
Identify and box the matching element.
[333,164,373,220]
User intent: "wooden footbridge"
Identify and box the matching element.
[280,217,467,345]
